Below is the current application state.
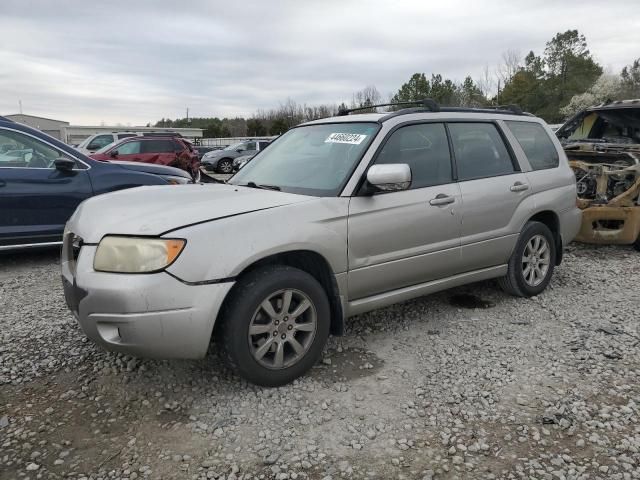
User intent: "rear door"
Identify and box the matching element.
[0,127,93,246]
[449,122,532,271]
[141,139,179,167]
[348,122,462,300]
[502,120,565,194]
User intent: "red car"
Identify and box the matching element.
[90,136,200,181]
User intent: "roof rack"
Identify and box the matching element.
[338,98,440,116]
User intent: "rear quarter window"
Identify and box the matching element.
[505,121,559,170]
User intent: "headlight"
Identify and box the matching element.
[162,175,191,185]
[94,236,186,273]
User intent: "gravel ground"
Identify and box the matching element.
[1,244,640,480]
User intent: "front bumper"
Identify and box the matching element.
[61,241,233,359]
[201,159,218,171]
[574,205,640,245]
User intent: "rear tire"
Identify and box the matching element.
[499,221,556,297]
[215,265,330,387]
[217,159,233,174]
[633,235,640,252]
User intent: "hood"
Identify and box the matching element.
[110,160,192,179]
[203,149,235,159]
[69,183,312,243]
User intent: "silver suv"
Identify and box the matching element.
[62,102,581,386]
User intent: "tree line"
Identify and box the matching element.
[154,29,640,137]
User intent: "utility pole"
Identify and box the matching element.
[19,100,23,114]
[186,107,189,124]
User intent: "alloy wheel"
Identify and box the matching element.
[522,234,550,287]
[248,289,317,369]
[219,160,232,173]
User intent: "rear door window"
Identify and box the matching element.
[142,140,175,153]
[448,123,515,181]
[505,121,559,170]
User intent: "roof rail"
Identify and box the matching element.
[480,104,523,115]
[379,104,529,122]
[338,98,440,116]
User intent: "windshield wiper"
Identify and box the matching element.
[244,181,281,191]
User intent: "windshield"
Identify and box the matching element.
[224,142,245,151]
[229,122,379,196]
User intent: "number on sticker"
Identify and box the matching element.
[325,133,367,145]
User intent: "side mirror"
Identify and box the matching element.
[236,148,244,153]
[110,150,118,158]
[366,164,411,192]
[54,158,76,172]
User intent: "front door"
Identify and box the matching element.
[0,127,93,246]
[347,122,462,300]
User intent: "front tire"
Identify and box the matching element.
[215,265,330,387]
[499,221,556,297]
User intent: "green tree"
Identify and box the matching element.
[621,58,640,98]
[246,118,267,136]
[391,73,431,104]
[269,118,289,135]
[542,30,602,121]
[429,74,458,105]
[458,76,485,107]
[500,30,602,122]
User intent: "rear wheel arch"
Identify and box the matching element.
[216,250,344,337]
[526,210,562,265]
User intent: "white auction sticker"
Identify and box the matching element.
[325,133,367,145]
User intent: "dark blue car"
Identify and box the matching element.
[0,116,192,251]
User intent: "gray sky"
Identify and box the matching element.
[1,0,639,125]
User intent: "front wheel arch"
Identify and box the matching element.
[215,250,344,338]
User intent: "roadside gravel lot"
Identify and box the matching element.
[2,244,640,480]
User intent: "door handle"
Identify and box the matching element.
[0,179,5,187]
[429,194,455,206]
[510,182,529,192]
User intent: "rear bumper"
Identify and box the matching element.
[62,244,233,359]
[559,206,583,246]
[574,205,640,245]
